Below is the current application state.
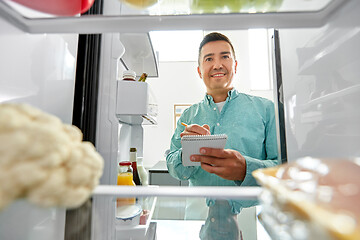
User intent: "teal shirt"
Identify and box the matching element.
[166,89,279,214]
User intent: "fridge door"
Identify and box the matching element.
[279,0,360,160]
[1,0,360,240]
[0,5,78,240]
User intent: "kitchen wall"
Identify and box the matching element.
[0,19,78,124]
[143,30,275,168]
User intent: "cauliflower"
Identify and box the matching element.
[0,103,104,210]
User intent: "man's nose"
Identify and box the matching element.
[212,59,223,69]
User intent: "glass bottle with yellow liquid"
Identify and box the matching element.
[117,161,136,206]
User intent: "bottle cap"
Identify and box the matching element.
[122,70,136,80]
[130,147,137,152]
[119,161,131,166]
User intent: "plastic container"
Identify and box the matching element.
[116,204,142,226]
[130,148,141,185]
[122,70,136,81]
[117,161,136,206]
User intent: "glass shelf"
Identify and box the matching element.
[92,185,262,199]
[0,0,349,33]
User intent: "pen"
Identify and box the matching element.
[181,122,188,127]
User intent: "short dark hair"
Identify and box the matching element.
[198,32,236,64]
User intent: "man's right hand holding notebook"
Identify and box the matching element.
[181,123,246,182]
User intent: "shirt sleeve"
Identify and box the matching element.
[231,101,279,210]
[166,112,199,181]
[235,100,280,187]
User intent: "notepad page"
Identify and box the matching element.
[181,134,227,167]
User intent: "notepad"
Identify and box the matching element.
[181,134,228,167]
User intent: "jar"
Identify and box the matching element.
[118,161,135,186]
[117,161,136,206]
[122,69,136,81]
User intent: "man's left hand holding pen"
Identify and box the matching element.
[180,122,211,137]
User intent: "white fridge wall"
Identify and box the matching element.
[0,16,78,124]
[279,1,360,161]
[0,200,66,240]
[0,12,78,240]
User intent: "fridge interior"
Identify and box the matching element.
[0,0,359,239]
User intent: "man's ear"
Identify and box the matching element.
[197,66,202,78]
[234,60,238,74]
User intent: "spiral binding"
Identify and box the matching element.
[181,134,227,141]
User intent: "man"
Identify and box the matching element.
[166,32,279,238]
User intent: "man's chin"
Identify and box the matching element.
[210,81,232,89]
[208,86,232,93]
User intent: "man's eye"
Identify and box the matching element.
[205,57,212,62]
[222,55,230,59]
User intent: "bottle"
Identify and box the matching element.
[122,69,136,81]
[117,161,136,206]
[130,148,141,185]
[137,157,149,186]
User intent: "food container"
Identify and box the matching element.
[116,204,142,226]
[253,157,360,240]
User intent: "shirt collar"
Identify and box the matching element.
[204,88,239,104]
[227,88,238,99]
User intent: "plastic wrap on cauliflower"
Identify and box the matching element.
[0,103,104,210]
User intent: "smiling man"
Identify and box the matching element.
[166,32,279,239]
[197,38,237,103]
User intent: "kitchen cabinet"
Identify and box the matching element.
[149,161,188,186]
[148,161,188,220]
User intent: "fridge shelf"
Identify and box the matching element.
[298,27,360,75]
[0,0,349,33]
[300,84,360,110]
[92,185,261,200]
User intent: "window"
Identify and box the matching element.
[248,29,272,90]
[150,30,204,62]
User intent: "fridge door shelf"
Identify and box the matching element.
[116,81,158,125]
[0,0,349,34]
[117,115,157,125]
[120,33,159,78]
[115,197,157,239]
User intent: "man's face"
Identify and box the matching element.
[197,40,237,94]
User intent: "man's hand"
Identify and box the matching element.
[180,124,210,137]
[190,148,246,181]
